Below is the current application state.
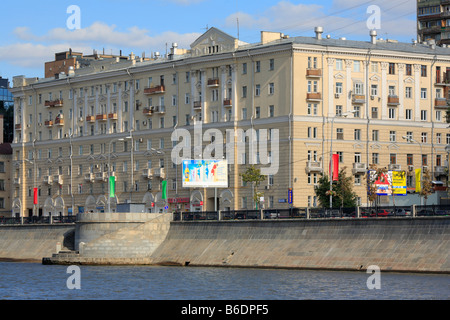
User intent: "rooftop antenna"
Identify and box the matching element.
[236,0,240,40]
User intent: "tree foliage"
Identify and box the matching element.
[240,165,266,209]
[314,167,357,208]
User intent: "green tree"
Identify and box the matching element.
[240,165,266,209]
[314,167,357,208]
[420,167,433,206]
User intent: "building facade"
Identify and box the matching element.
[10,27,450,217]
[417,0,450,45]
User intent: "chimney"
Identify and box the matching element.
[370,30,377,45]
[314,27,323,40]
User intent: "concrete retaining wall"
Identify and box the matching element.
[0,225,75,262]
[149,217,450,273]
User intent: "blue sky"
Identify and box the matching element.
[0,0,416,81]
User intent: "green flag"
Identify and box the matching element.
[162,180,167,200]
[109,176,116,198]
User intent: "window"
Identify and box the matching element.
[255,61,260,73]
[242,63,247,74]
[372,153,379,165]
[308,103,318,115]
[354,152,361,163]
[336,82,343,94]
[269,83,275,95]
[447,133,450,145]
[308,81,318,93]
[336,105,342,116]
[371,84,378,96]
[406,64,412,76]
[388,86,396,96]
[388,108,396,119]
[389,131,396,142]
[354,82,364,95]
[354,175,361,185]
[372,130,379,141]
[307,173,318,185]
[406,131,413,141]
[407,154,413,166]
[353,106,360,118]
[242,86,247,98]
[421,65,427,77]
[269,105,274,117]
[421,110,427,121]
[389,63,395,75]
[405,109,412,120]
[269,59,275,71]
[421,132,428,143]
[255,107,260,119]
[354,61,361,72]
[371,62,378,73]
[336,128,344,140]
[390,153,397,164]
[308,57,317,69]
[255,84,260,96]
[336,59,343,71]
[421,88,427,99]
[308,127,317,138]
[437,133,442,144]
[371,107,378,119]
[422,154,428,166]
[405,87,412,99]
[354,129,361,141]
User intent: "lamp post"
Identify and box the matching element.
[151,148,167,212]
[108,136,132,213]
[329,111,356,208]
[403,135,423,203]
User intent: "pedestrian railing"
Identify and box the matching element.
[0,215,77,225]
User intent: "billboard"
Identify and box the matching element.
[369,170,406,196]
[182,159,228,188]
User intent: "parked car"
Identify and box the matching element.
[370,209,390,217]
[417,209,434,216]
[392,208,411,217]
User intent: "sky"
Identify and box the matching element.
[0,0,417,81]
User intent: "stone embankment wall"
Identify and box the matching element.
[149,217,450,273]
[0,225,75,262]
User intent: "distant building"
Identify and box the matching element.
[0,77,13,109]
[417,0,450,45]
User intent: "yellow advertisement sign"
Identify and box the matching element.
[392,171,406,195]
[415,168,421,193]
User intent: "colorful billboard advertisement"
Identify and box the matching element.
[369,170,407,196]
[182,159,228,188]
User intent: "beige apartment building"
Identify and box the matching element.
[9,27,450,217]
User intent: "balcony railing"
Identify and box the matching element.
[352,94,366,104]
[224,99,232,107]
[84,173,95,182]
[45,99,63,108]
[43,176,53,185]
[96,114,107,121]
[108,113,118,120]
[207,78,220,87]
[45,120,53,128]
[15,124,21,130]
[154,168,166,179]
[306,69,322,77]
[387,95,400,105]
[352,163,367,175]
[193,101,202,110]
[142,169,153,179]
[144,85,165,95]
[143,108,154,116]
[388,164,401,171]
[435,98,448,108]
[86,116,95,123]
[305,161,323,173]
[434,166,446,177]
[306,93,322,101]
[95,172,108,181]
[53,175,63,185]
[13,177,20,185]
[55,115,64,126]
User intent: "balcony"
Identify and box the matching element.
[352,94,366,104]
[435,72,450,86]
[434,166,446,177]
[387,95,400,105]
[86,115,95,123]
[144,85,165,95]
[142,169,154,179]
[108,113,118,120]
[55,115,64,126]
[15,124,21,130]
[155,105,166,114]
[352,163,367,175]
[143,108,154,116]
[95,172,108,182]
[43,176,53,185]
[154,168,166,179]
[193,101,202,110]
[207,78,220,87]
[13,177,20,185]
[45,120,53,128]
[45,99,63,108]
[306,93,322,101]
[388,164,401,171]
[84,173,95,182]
[224,99,232,108]
[435,98,448,108]
[305,161,323,174]
[96,114,107,121]
[306,69,322,78]
[53,175,63,185]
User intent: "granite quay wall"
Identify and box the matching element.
[149,217,450,273]
[0,224,75,262]
[44,212,172,265]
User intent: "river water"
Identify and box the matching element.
[0,262,448,302]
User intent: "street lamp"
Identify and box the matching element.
[151,148,167,212]
[108,136,132,213]
[403,135,423,203]
[329,110,356,208]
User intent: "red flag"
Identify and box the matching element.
[33,188,38,205]
[330,154,339,181]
